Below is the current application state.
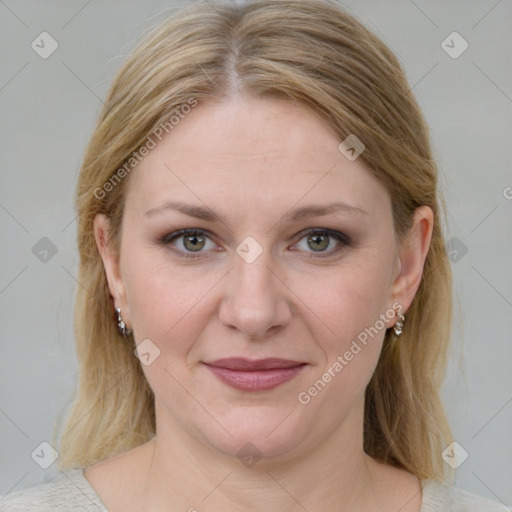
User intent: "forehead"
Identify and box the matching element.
[126,96,390,219]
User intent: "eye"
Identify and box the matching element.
[292,228,350,257]
[161,229,217,259]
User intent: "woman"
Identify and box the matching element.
[1,0,507,510]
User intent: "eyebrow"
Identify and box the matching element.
[144,200,368,222]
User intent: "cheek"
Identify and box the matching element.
[293,252,394,366]
[297,259,390,339]
[121,246,207,348]
[291,262,393,420]
[121,250,217,406]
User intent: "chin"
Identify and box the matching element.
[192,405,311,464]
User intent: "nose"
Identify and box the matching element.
[218,246,292,341]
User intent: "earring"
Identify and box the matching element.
[115,307,132,337]
[393,306,405,336]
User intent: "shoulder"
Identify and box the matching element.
[0,469,108,512]
[421,479,510,512]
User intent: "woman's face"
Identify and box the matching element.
[96,96,427,462]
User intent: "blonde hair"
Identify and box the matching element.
[56,0,453,481]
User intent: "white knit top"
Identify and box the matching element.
[0,469,509,511]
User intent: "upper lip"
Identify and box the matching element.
[204,358,305,371]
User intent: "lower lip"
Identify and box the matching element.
[204,364,306,391]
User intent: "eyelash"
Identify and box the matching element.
[159,228,351,260]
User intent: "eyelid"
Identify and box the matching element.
[294,227,351,246]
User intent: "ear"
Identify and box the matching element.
[93,214,131,328]
[390,205,434,315]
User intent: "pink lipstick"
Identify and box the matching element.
[203,358,306,391]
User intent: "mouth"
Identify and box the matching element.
[203,358,307,392]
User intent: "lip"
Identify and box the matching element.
[203,358,306,391]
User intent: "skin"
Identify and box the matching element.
[89,95,433,512]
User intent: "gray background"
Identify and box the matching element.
[1,0,511,506]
